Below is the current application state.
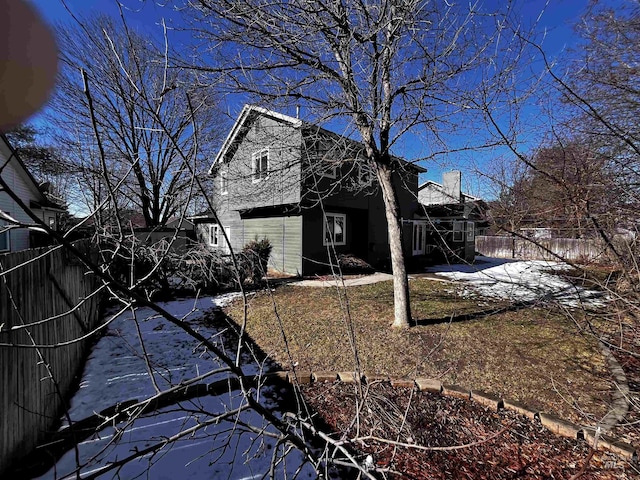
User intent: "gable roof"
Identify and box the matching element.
[418,180,481,203]
[0,133,63,210]
[210,104,426,174]
[209,105,302,173]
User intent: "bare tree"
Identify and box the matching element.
[48,14,222,227]
[490,139,614,239]
[182,0,527,328]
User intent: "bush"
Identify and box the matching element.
[99,235,273,298]
[239,238,272,285]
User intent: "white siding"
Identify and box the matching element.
[0,143,43,251]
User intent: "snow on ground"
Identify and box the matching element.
[39,294,316,480]
[428,256,607,307]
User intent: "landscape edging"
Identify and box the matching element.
[269,370,638,462]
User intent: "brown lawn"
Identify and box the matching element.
[224,278,613,423]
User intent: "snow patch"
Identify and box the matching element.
[38,293,315,479]
[429,256,607,307]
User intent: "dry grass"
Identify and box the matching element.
[225,278,612,422]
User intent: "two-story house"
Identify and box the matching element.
[0,133,64,252]
[193,105,427,276]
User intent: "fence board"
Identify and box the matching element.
[475,235,610,263]
[0,242,102,475]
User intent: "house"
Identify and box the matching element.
[416,171,488,263]
[0,133,65,252]
[192,105,427,276]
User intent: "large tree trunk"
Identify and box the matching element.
[377,163,412,328]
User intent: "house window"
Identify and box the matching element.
[48,216,56,230]
[209,224,220,247]
[323,213,346,246]
[321,161,337,179]
[0,218,9,252]
[453,221,464,242]
[466,221,475,241]
[358,163,374,186]
[221,171,228,195]
[208,224,231,253]
[252,149,269,182]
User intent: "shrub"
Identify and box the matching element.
[239,238,272,285]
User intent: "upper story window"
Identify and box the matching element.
[221,170,228,195]
[252,149,269,182]
[321,161,337,179]
[323,213,346,246]
[358,163,374,186]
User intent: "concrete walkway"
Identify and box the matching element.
[290,272,393,287]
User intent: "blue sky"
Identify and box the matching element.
[26,0,589,197]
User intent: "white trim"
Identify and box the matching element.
[223,226,231,254]
[0,215,11,252]
[221,170,228,195]
[412,220,427,256]
[466,221,475,241]
[252,148,269,183]
[323,213,346,246]
[209,105,302,173]
[453,221,464,242]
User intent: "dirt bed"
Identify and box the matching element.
[301,381,637,479]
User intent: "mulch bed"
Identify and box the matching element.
[609,324,640,448]
[301,381,637,479]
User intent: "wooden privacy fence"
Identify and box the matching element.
[0,242,102,476]
[475,235,611,263]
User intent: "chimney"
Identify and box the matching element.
[442,170,462,204]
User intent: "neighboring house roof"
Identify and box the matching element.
[418,180,481,205]
[0,133,65,211]
[210,104,426,174]
[166,216,195,230]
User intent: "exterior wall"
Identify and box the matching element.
[206,111,424,275]
[243,216,302,274]
[419,183,453,205]
[196,209,244,254]
[0,144,43,252]
[299,149,421,274]
[212,114,303,212]
[196,211,303,275]
[423,218,475,263]
[301,206,369,275]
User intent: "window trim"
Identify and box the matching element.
[466,221,475,241]
[321,162,337,179]
[0,215,10,252]
[221,170,228,195]
[252,148,269,183]
[323,213,346,246]
[223,226,231,254]
[357,163,374,186]
[452,221,464,242]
